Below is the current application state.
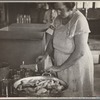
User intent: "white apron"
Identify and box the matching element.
[53,10,94,97]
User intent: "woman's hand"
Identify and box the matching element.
[46,66,61,72]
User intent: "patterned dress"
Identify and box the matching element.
[53,10,94,97]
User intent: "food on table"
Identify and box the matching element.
[16,78,65,97]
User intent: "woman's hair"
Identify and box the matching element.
[48,3,55,9]
[63,2,75,10]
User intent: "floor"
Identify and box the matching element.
[94,64,100,97]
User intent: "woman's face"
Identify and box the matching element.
[54,3,71,18]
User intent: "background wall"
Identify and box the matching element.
[2,3,100,36]
[6,3,46,24]
[0,24,48,69]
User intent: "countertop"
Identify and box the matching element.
[0,23,49,40]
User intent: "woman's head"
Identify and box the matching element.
[54,2,76,18]
[63,2,75,10]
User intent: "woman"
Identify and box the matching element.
[43,3,58,24]
[43,3,58,48]
[37,2,94,97]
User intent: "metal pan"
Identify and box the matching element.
[14,72,68,89]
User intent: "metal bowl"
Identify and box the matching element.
[13,75,68,97]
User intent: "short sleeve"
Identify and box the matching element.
[75,16,90,35]
[69,15,91,38]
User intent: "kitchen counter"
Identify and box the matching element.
[0,23,49,40]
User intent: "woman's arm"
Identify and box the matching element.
[44,34,54,57]
[59,33,89,71]
[36,34,54,63]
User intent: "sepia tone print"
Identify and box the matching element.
[0,1,99,99]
